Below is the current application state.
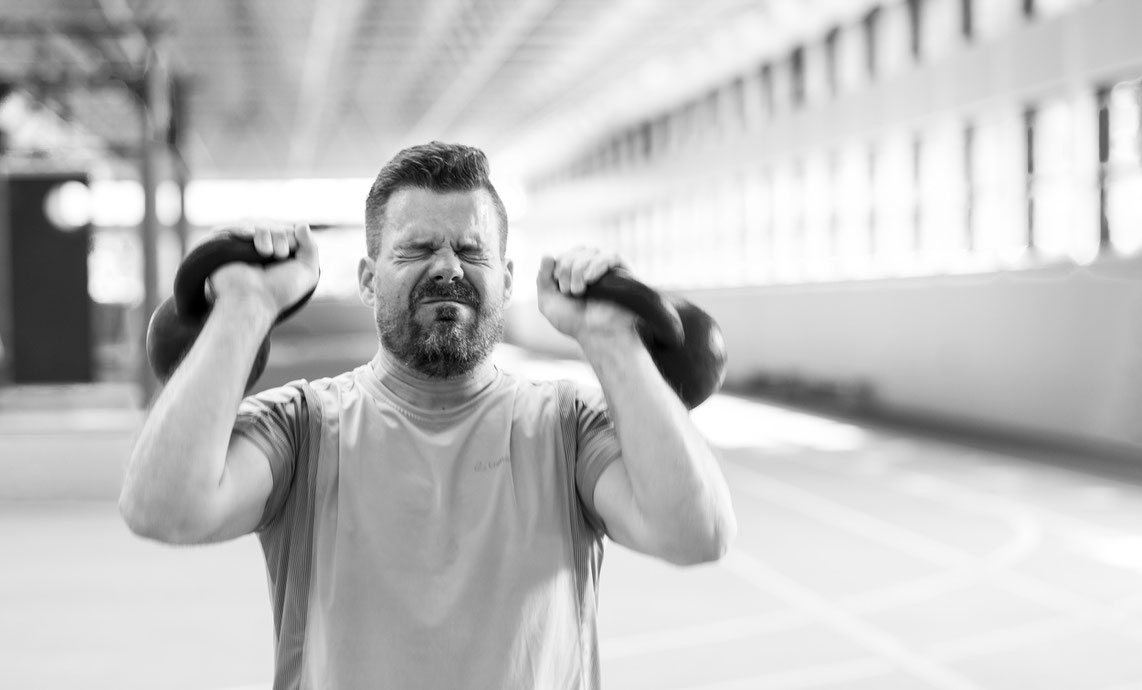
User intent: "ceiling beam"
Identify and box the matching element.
[90,0,151,67]
[286,0,373,174]
[399,0,561,147]
[376,0,475,115]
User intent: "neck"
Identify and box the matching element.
[369,348,497,411]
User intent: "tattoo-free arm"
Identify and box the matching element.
[584,330,737,565]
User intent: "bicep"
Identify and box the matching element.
[591,460,662,556]
[196,432,275,543]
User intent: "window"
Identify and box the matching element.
[790,47,806,107]
[835,142,874,276]
[652,115,671,158]
[836,22,868,94]
[664,197,689,287]
[1029,95,1100,262]
[713,178,746,286]
[906,0,922,60]
[876,3,913,78]
[862,7,881,79]
[917,121,969,270]
[771,160,804,282]
[742,168,773,284]
[803,153,834,279]
[770,61,792,115]
[971,108,1028,266]
[701,90,721,146]
[824,28,840,98]
[1032,0,1096,19]
[740,70,767,128]
[972,0,1023,40]
[921,0,964,61]
[758,64,776,119]
[728,77,747,132]
[802,41,830,104]
[872,133,918,274]
[1104,79,1142,255]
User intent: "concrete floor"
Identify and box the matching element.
[3,346,1142,689]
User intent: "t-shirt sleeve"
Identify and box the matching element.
[572,383,622,535]
[232,382,309,531]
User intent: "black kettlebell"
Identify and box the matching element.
[145,231,317,393]
[583,269,727,409]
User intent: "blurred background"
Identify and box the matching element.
[3,0,1142,688]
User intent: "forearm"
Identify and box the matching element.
[581,331,736,558]
[120,295,275,536]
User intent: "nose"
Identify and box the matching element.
[429,250,464,283]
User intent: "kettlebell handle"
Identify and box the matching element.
[173,231,315,323]
[581,269,726,409]
[581,268,685,349]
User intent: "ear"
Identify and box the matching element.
[357,256,377,308]
[503,258,514,304]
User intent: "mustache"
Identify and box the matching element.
[411,280,480,307]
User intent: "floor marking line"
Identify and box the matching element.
[601,611,810,660]
[727,463,1142,642]
[720,549,986,690]
[925,617,1084,660]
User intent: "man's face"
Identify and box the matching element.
[359,187,513,378]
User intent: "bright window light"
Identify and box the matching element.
[43,181,92,230]
[835,144,872,276]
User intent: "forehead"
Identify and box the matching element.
[382,187,502,249]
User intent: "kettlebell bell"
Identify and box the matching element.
[583,269,727,409]
[145,231,317,393]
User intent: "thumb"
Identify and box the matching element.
[536,255,557,294]
[293,222,318,265]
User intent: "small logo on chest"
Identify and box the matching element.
[474,456,509,472]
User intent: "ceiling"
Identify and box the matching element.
[0,0,874,183]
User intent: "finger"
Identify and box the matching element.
[291,222,313,256]
[568,250,606,295]
[583,252,622,284]
[221,221,254,239]
[252,226,274,256]
[271,229,291,259]
[536,255,556,293]
[553,255,574,295]
[568,254,591,295]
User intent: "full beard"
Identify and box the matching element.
[376,282,504,379]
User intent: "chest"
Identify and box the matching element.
[315,392,576,575]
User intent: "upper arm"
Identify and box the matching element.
[194,433,276,543]
[591,460,660,555]
[192,384,307,543]
[569,383,663,557]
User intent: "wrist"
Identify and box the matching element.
[210,292,278,331]
[578,327,645,362]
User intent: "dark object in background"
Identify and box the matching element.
[4,174,94,384]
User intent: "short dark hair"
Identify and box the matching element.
[364,142,509,258]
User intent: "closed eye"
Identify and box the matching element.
[457,245,490,262]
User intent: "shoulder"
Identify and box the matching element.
[239,380,308,414]
[507,371,606,417]
[239,367,359,417]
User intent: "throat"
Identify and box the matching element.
[370,349,497,410]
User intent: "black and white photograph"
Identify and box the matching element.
[2,1,1142,688]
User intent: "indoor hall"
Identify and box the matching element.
[2,0,1141,688]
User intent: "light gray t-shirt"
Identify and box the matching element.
[234,363,622,690]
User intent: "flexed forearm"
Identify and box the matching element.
[119,295,275,538]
